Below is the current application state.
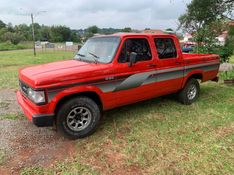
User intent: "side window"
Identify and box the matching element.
[154,38,177,59]
[118,38,152,63]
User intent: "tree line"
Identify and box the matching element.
[0,20,132,45]
[0,21,82,44]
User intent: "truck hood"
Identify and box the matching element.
[19,60,111,88]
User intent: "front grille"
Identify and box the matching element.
[19,80,29,97]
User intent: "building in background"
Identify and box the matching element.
[142,29,164,34]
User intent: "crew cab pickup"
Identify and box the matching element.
[17,33,220,139]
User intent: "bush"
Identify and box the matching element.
[1,32,24,45]
[219,69,234,80]
[192,23,234,63]
[194,44,232,62]
[0,42,29,51]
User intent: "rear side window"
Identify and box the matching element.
[118,38,152,63]
[154,38,177,59]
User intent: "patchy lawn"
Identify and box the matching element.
[0,51,233,174]
[0,50,74,89]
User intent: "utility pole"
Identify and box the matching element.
[31,13,36,56]
[19,9,46,56]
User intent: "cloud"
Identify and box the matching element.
[0,0,191,29]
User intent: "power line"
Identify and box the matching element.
[18,9,46,56]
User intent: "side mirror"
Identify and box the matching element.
[129,52,137,67]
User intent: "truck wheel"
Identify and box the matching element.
[178,78,200,105]
[56,96,101,139]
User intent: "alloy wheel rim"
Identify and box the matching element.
[187,85,197,100]
[66,107,92,131]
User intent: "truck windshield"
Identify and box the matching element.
[75,36,120,63]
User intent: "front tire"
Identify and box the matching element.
[178,78,200,105]
[56,96,101,139]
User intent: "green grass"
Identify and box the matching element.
[0,50,75,89]
[230,55,234,64]
[219,69,234,80]
[0,113,24,120]
[20,82,234,175]
[0,50,233,174]
[21,159,98,175]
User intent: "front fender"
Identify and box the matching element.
[47,85,104,113]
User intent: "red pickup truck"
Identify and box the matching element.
[17,33,220,139]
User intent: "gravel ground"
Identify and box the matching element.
[0,90,20,116]
[0,90,76,174]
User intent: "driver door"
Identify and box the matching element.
[113,37,157,106]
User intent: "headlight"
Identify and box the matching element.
[27,88,46,104]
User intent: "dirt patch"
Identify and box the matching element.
[0,120,76,174]
[0,89,77,174]
[79,139,143,175]
[0,89,20,115]
[215,124,234,138]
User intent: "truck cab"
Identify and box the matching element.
[17,33,220,139]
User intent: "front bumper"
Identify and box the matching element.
[17,91,54,127]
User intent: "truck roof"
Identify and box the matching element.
[93,32,176,38]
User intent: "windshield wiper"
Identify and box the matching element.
[75,53,86,61]
[88,52,100,64]
[77,53,85,57]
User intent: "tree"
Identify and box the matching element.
[179,0,234,62]
[7,23,14,32]
[179,0,234,34]
[225,26,234,55]
[51,26,72,42]
[15,24,31,40]
[40,25,51,41]
[0,20,6,29]
[165,28,174,32]
[71,32,81,43]
[121,27,132,32]
[87,25,99,34]
[1,32,24,45]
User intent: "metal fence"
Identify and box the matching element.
[35,42,82,52]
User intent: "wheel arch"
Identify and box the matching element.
[54,91,103,116]
[189,73,203,81]
[182,72,203,88]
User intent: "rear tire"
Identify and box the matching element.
[178,78,200,105]
[56,96,101,139]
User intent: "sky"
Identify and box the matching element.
[0,0,192,30]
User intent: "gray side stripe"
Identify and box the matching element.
[97,63,219,93]
[185,62,219,69]
[185,64,219,75]
[114,72,152,92]
[96,81,122,93]
[143,70,184,86]
[47,62,220,98]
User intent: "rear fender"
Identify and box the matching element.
[182,70,204,88]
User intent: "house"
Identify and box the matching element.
[217,31,228,45]
[183,33,193,42]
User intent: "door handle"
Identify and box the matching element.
[148,64,156,68]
